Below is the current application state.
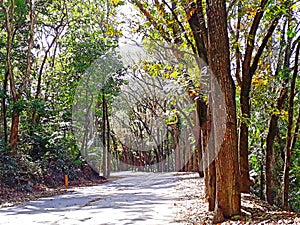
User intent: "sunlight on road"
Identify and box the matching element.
[0,172,182,225]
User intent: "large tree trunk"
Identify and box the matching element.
[206,0,241,219]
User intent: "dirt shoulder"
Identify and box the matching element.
[0,176,122,208]
[174,172,300,225]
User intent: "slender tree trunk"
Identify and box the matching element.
[2,1,18,151]
[102,94,107,177]
[174,126,181,171]
[2,0,37,150]
[239,89,251,192]
[282,42,299,210]
[206,113,216,211]
[265,117,279,205]
[202,108,215,210]
[9,111,20,150]
[208,161,216,211]
[111,133,119,171]
[2,72,8,145]
[105,96,111,178]
[265,88,287,205]
[260,137,265,200]
[206,0,241,219]
[185,130,191,172]
[196,99,206,177]
[265,14,292,205]
[239,0,277,193]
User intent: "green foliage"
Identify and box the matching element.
[0,0,122,189]
[0,152,42,190]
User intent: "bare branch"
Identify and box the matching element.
[249,17,280,78]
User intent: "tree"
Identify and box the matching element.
[206,0,241,219]
[264,6,299,205]
[1,0,38,150]
[237,0,281,192]
[282,41,299,210]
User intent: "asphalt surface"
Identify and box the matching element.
[0,171,182,225]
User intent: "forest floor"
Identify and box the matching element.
[174,173,300,224]
[0,172,299,224]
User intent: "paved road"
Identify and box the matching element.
[0,172,182,225]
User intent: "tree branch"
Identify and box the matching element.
[162,0,196,53]
[1,0,17,101]
[242,0,269,75]
[235,2,242,87]
[196,0,208,49]
[19,0,38,97]
[249,17,280,78]
[131,0,172,43]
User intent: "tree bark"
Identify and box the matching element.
[259,136,265,200]
[102,94,107,177]
[196,99,207,177]
[9,112,20,150]
[239,89,251,192]
[265,88,287,205]
[105,95,111,178]
[265,15,292,205]
[1,72,8,145]
[206,113,216,211]
[206,0,241,218]
[174,126,181,171]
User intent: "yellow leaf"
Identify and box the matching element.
[111,0,121,6]
[170,71,179,79]
[106,26,113,36]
